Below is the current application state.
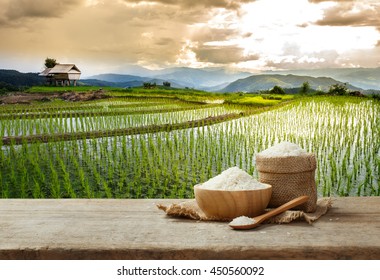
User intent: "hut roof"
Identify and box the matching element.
[39,64,81,76]
[39,68,52,76]
[49,64,81,74]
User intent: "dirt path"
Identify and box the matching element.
[0,104,219,120]
[1,112,243,145]
[0,90,107,104]
[0,93,60,104]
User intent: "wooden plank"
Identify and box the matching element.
[0,198,379,260]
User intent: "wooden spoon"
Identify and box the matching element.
[229,195,309,230]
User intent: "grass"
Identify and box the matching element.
[26,86,112,93]
[226,94,295,106]
[24,86,297,106]
[230,96,280,106]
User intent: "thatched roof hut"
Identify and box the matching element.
[39,64,81,86]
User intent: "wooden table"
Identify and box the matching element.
[0,197,379,259]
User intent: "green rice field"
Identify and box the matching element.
[0,92,379,198]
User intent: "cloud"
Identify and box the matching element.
[191,27,240,43]
[4,0,84,20]
[308,0,353,3]
[312,1,380,30]
[264,41,380,69]
[123,0,255,10]
[0,0,257,70]
[297,23,309,28]
[0,0,188,70]
[154,37,176,46]
[262,42,341,69]
[182,5,256,66]
[338,47,380,67]
[195,45,259,64]
[1,0,379,74]
[265,52,340,70]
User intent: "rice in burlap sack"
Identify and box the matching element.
[256,153,317,213]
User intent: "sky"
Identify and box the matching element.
[0,0,379,76]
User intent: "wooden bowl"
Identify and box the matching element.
[194,184,272,220]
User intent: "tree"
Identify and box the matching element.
[143,82,157,89]
[163,81,171,87]
[44,57,58,68]
[328,83,348,96]
[270,85,285,95]
[300,81,310,95]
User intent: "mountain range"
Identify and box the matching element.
[85,67,252,90]
[263,68,380,90]
[82,73,186,89]
[0,69,44,87]
[220,74,361,93]
[1,66,379,93]
[85,69,366,92]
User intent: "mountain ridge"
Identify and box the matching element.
[0,69,44,86]
[83,73,185,88]
[2,67,379,93]
[220,74,362,93]
[87,67,253,89]
[264,67,380,90]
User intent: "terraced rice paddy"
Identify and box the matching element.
[0,95,379,198]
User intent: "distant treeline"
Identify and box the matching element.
[252,85,380,98]
[1,69,380,99]
[0,69,45,94]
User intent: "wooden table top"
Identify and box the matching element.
[0,197,379,259]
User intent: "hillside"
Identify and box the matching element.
[87,68,252,89]
[220,74,361,93]
[0,69,44,87]
[151,67,252,88]
[84,74,184,88]
[264,68,380,90]
[87,73,147,83]
[1,68,373,94]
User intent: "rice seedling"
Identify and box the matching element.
[0,95,378,198]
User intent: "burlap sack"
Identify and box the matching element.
[256,153,317,212]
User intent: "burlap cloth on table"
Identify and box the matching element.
[157,197,332,224]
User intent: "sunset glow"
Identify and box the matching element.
[0,0,379,75]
